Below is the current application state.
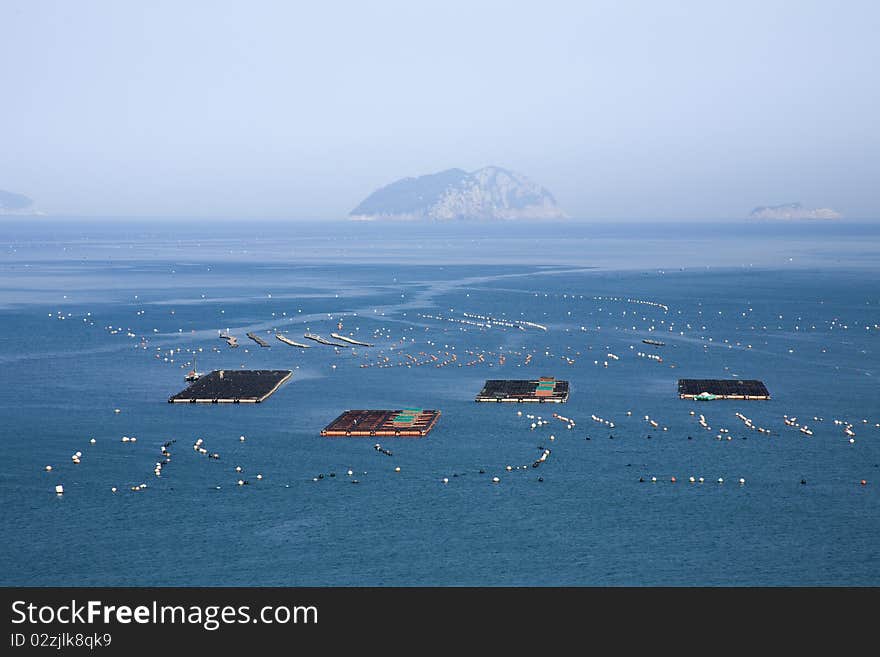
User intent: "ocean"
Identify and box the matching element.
[1,219,878,585]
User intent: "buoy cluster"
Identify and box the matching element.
[532,448,551,469]
[784,415,819,437]
[592,296,669,313]
[552,412,576,427]
[373,443,393,457]
[525,413,551,430]
[311,469,370,484]
[838,421,856,438]
[155,440,175,477]
[192,437,220,459]
[640,475,745,485]
[735,412,771,434]
[590,414,615,429]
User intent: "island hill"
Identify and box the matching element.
[349,166,567,221]
[0,189,36,215]
[749,202,842,220]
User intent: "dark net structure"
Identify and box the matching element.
[475,377,570,403]
[321,409,442,437]
[677,379,770,400]
[168,370,292,403]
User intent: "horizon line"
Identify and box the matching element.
[0,214,877,223]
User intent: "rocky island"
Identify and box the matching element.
[750,202,842,220]
[350,166,566,221]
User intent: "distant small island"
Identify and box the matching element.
[750,202,842,220]
[0,189,39,215]
[350,166,567,221]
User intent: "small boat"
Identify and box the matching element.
[330,332,373,347]
[642,339,665,347]
[246,332,270,347]
[185,354,204,381]
[304,333,347,347]
[219,332,239,348]
[275,333,311,348]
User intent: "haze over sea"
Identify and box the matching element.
[1,219,878,585]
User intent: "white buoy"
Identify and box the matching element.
[347,469,353,476]
[45,465,52,472]
[394,466,401,473]
[235,466,242,472]
[240,435,246,442]
[442,478,449,484]
[256,474,263,480]
[718,477,724,484]
[651,476,657,483]
[739,478,745,485]
[517,411,522,416]
[491,477,500,483]
[114,409,121,414]
[89,438,96,444]
[121,436,130,442]
[689,476,695,483]
[506,465,512,471]
[55,484,64,495]
[698,477,704,483]
[130,437,137,443]
[237,479,244,486]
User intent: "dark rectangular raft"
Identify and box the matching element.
[321,409,441,437]
[678,379,770,400]
[475,377,569,403]
[169,369,292,403]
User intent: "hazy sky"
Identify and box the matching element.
[1,0,878,220]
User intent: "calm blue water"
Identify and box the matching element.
[1,220,878,585]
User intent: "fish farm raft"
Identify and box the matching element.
[168,369,292,403]
[678,379,770,400]
[321,409,442,437]
[475,377,570,403]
